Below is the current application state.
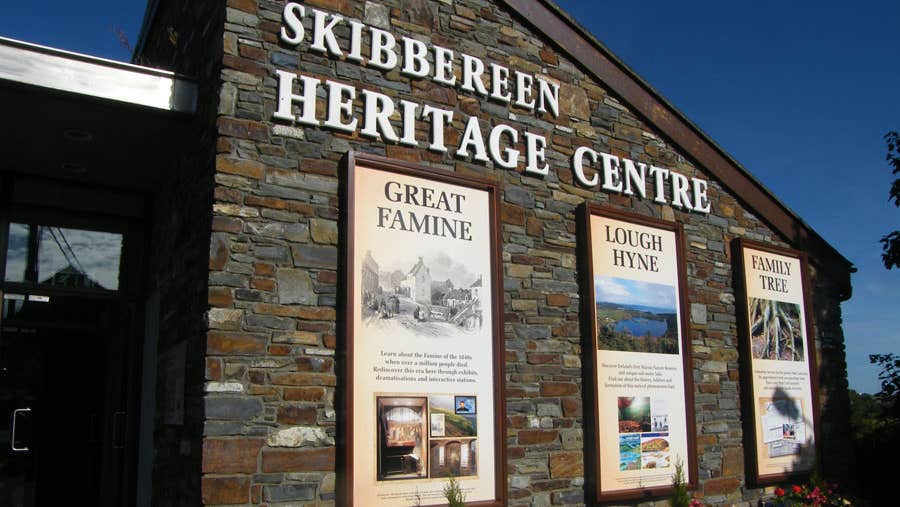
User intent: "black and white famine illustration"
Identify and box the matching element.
[361,249,485,337]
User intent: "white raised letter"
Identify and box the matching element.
[310,10,344,57]
[648,166,670,204]
[461,54,488,95]
[457,116,489,162]
[692,178,711,213]
[401,37,430,78]
[280,3,305,45]
[422,105,454,152]
[621,159,647,198]
[599,152,623,192]
[573,146,599,186]
[522,132,549,176]
[670,172,693,210]
[514,72,535,110]
[360,89,398,142]
[273,70,320,126]
[323,80,357,132]
[399,100,419,147]
[369,27,398,70]
[490,63,512,103]
[537,78,559,117]
[434,46,456,85]
[488,124,519,169]
[347,20,365,62]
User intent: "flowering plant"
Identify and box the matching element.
[772,480,851,507]
[668,458,706,507]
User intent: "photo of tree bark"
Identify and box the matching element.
[748,297,805,361]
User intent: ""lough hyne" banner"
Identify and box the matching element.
[581,205,696,502]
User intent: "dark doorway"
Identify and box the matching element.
[0,293,133,506]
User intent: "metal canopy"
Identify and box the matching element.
[0,37,199,214]
[0,37,196,113]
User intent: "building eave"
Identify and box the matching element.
[501,0,853,298]
[132,0,161,65]
[0,36,196,113]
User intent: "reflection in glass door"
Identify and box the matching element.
[4,223,123,291]
[0,294,122,506]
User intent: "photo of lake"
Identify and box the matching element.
[614,317,668,337]
[595,276,680,354]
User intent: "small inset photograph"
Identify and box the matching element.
[618,396,651,433]
[759,397,805,459]
[455,395,476,415]
[430,439,478,478]
[618,433,641,471]
[782,423,797,441]
[748,297,805,361]
[768,439,800,458]
[431,413,446,437]
[595,276,679,355]
[640,433,671,469]
[429,395,477,437]
[376,396,428,481]
[650,398,669,432]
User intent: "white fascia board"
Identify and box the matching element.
[0,36,196,113]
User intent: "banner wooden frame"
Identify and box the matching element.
[578,204,698,503]
[339,152,507,507]
[732,238,821,486]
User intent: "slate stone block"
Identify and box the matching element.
[205,397,263,420]
[264,484,316,502]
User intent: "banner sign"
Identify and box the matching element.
[580,205,697,502]
[272,2,712,214]
[734,239,819,484]
[343,152,505,507]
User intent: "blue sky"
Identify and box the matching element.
[596,276,677,311]
[555,0,900,394]
[1,1,897,393]
[0,1,145,60]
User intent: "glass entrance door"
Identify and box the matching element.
[0,294,125,506]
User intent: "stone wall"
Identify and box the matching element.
[809,266,851,483]
[192,0,853,506]
[139,1,225,505]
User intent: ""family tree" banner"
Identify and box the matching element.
[734,239,819,484]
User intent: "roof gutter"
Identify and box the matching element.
[132,0,161,64]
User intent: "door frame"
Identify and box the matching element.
[0,174,148,506]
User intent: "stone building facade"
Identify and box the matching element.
[0,0,852,506]
[133,0,852,505]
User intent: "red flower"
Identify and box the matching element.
[792,485,803,494]
[774,487,785,497]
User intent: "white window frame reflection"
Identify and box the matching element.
[3,222,124,292]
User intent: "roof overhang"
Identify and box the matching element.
[0,37,199,215]
[502,0,853,298]
[0,36,195,112]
